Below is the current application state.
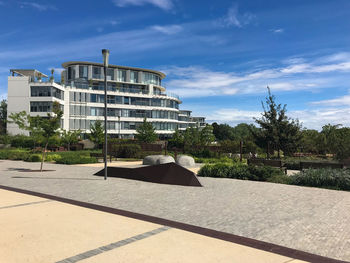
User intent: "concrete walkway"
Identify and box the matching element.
[0,188,309,263]
[0,160,349,262]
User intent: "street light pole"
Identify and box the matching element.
[102,49,110,180]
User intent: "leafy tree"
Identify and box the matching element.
[9,101,63,171]
[135,118,158,143]
[200,124,215,146]
[212,122,234,141]
[0,99,7,135]
[319,124,350,160]
[89,120,104,148]
[61,130,81,150]
[168,128,184,149]
[183,127,201,152]
[50,68,55,82]
[253,87,302,157]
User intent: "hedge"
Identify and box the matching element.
[289,168,350,191]
[198,163,287,182]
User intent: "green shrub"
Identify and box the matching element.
[198,162,286,182]
[111,144,141,158]
[24,154,42,162]
[46,154,62,162]
[289,168,350,191]
[0,135,11,144]
[10,135,37,148]
[55,153,97,165]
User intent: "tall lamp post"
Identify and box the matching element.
[102,49,110,180]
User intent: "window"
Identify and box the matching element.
[117,70,126,82]
[79,66,88,79]
[123,97,130,105]
[107,68,114,81]
[90,94,97,103]
[130,71,138,83]
[30,102,52,112]
[93,67,102,79]
[143,72,161,85]
[68,66,75,80]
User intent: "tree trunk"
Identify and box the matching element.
[40,142,48,172]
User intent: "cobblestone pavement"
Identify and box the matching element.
[1,160,350,261]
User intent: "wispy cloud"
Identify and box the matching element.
[217,3,256,28]
[151,25,182,35]
[163,53,350,98]
[271,28,284,33]
[112,0,174,11]
[204,107,350,130]
[311,91,350,106]
[19,2,57,11]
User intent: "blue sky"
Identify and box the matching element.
[1,0,350,130]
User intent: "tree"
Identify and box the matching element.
[168,128,184,149]
[0,99,7,135]
[212,122,234,141]
[50,68,55,83]
[253,87,302,157]
[9,101,63,171]
[61,130,80,150]
[135,118,158,143]
[89,120,104,148]
[200,124,215,146]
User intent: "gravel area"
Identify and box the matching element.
[1,160,350,261]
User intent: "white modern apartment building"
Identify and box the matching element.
[7,62,206,138]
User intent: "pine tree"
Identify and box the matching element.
[253,87,301,157]
[135,118,158,143]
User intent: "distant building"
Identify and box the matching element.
[7,62,206,138]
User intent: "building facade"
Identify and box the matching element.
[7,62,206,138]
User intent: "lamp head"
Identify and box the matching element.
[102,49,110,67]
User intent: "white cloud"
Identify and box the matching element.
[204,107,350,130]
[151,25,182,35]
[47,67,64,75]
[311,91,350,106]
[162,52,350,98]
[20,2,57,11]
[112,0,174,11]
[218,4,256,28]
[271,28,284,33]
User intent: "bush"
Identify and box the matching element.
[198,163,286,182]
[111,144,141,158]
[10,135,37,149]
[0,149,29,160]
[289,168,350,191]
[24,154,42,162]
[46,154,62,162]
[55,153,97,165]
[0,135,11,144]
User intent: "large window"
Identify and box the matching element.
[31,86,64,100]
[117,70,126,82]
[143,72,161,85]
[92,67,102,79]
[31,86,51,97]
[130,71,138,83]
[79,66,88,79]
[30,101,52,112]
[107,68,114,81]
[67,66,75,80]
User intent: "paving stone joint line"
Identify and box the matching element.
[55,226,171,263]
[0,199,52,210]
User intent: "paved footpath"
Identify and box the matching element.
[0,160,350,262]
[0,187,325,263]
